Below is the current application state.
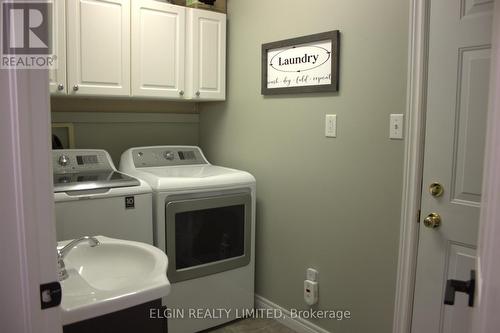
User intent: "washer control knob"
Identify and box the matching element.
[58,155,70,167]
[163,151,175,161]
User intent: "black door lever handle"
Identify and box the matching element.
[444,270,475,307]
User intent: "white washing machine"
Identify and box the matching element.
[120,146,255,333]
[53,149,153,244]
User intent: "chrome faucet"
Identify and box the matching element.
[57,236,100,281]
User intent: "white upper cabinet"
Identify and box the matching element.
[48,0,66,95]
[67,0,131,96]
[186,8,226,100]
[131,0,186,98]
[52,1,226,101]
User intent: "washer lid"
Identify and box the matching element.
[53,171,140,193]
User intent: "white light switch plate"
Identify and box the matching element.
[390,114,404,139]
[325,114,337,138]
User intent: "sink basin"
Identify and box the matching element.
[59,236,170,325]
[65,242,157,291]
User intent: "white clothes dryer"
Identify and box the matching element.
[119,146,255,333]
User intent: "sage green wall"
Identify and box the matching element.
[199,1,409,332]
[51,98,200,164]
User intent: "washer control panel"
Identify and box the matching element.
[53,150,114,174]
[132,147,207,168]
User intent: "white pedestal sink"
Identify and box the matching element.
[58,236,170,325]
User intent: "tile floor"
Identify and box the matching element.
[205,318,297,333]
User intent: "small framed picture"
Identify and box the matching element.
[261,30,340,95]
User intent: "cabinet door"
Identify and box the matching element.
[131,0,185,98]
[48,0,66,95]
[187,9,226,100]
[67,0,130,96]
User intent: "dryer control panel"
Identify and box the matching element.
[131,146,208,168]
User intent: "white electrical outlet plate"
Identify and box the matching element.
[304,280,319,305]
[306,268,319,282]
[325,114,337,138]
[390,114,404,139]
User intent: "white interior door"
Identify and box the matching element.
[411,0,493,332]
[67,0,130,96]
[1,70,62,333]
[131,0,185,98]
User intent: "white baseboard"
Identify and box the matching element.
[254,295,331,333]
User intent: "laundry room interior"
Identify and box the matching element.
[2,0,498,333]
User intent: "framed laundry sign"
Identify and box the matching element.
[261,30,340,95]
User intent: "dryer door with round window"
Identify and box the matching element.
[165,191,251,282]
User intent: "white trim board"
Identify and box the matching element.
[255,295,331,333]
[51,112,199,124]
[50,96,198,114]
[392,0,429,333]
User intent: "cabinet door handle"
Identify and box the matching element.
[179,90,184,96]
[73,85,79,91]
[195,91,200,97]
[57,83,64,91]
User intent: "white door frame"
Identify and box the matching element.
[392,0,429,331]
[393,0,500,332]
[0,68,62,332]
[473,2,500,331]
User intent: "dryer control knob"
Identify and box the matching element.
[163,151,175,161]
[58,155,70,167]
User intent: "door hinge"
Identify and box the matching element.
[40,281,62,309]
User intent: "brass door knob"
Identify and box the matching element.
[429,182,444,197]
[424,213,441,229]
